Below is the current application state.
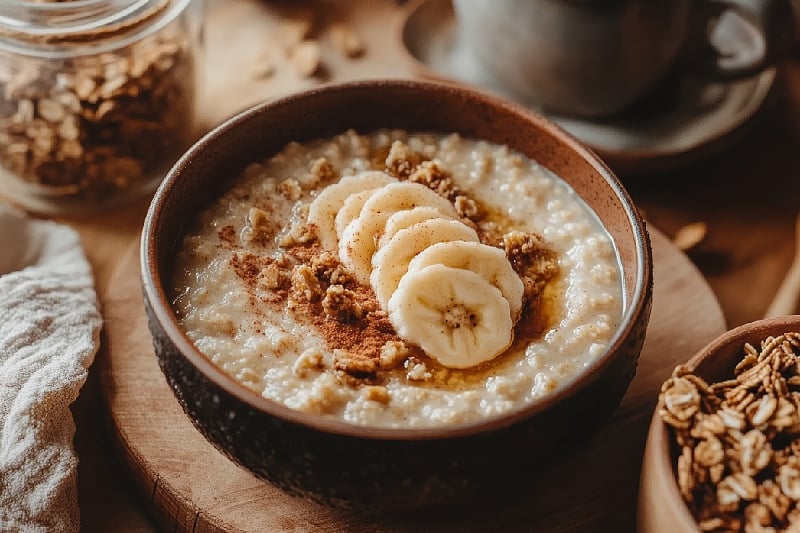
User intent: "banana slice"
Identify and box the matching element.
[335,188,379,240]
[306,171,396,250]
[388,264,513,368]
[339,182,458,284]
[379,206,455,249]
[370,219,479,308]
[407,241,524,320]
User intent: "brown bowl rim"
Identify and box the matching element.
[141,78,652,440]
[644,314,800,528]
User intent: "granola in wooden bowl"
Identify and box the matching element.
[640,316,800,533]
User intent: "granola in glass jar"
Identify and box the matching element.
[0,0,204,213]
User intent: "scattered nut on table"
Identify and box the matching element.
[673,221,708,251]
[330,23,364,58]
[289,40,322,78]
[250,52,276,80]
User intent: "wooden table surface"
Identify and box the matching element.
[40,0,800,530]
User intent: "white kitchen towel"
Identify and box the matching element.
[0,204,102,533]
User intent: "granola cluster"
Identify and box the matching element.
[659,333,800,532]
[502,230,559,301]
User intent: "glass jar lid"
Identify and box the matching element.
[0,0,190,57]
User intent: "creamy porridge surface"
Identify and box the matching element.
[172,130,623,428]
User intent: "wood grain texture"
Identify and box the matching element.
[97,227,726,532]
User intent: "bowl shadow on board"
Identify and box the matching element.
[141,80,653,513]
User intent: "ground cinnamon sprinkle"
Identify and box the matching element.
[229,252,290,305]
[290,259,408,376]
[229,252,266,283]
[228,141,559,385]
[230,240,410,379]
[218,225,235,245]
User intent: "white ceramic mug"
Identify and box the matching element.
[453,0,788,117]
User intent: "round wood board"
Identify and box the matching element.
[98,227,726,532]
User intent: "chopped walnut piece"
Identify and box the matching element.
[311,251,351,285]
[290,264,322,304]
[279,221,314,247]
[502,231,559,300]
[242,206,273,245]
[453,194,479,219]
[384,140,423,178]
[408,159,457,200]
[379,340,409,370]
[333,349,377,377]
[257,263,281,291]
[322,284,363,323]
[658,332,800,531]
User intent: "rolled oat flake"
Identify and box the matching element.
[0,0,203,214]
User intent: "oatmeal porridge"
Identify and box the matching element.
[172,130,624,428]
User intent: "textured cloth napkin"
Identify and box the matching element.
[0,204,102,532]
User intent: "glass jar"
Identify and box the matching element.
[0,0,204,214]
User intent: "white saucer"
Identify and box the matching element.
[400,0,777,174]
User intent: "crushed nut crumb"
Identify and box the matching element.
[242,206,273,245]
[322,284,363,322]
[379,340,410,370]
[453,194,479,219]
[303,157,337,187]
[408,159,458,201]
[279,221,315,247]
[257,263,281,291]
[311,250,351,285]
[502,231,559,300]
[290,264,322,304]
[405,356,432,381]
[384,140,423,178]
[333,349,377,377]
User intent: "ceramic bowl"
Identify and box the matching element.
[141,79,653,511]
[638,315,800,532]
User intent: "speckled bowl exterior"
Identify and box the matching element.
[141,80,653,511]
[639,315,800,533]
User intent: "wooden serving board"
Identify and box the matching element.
[98,227,726,532]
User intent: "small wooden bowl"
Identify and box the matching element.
[142,79,653,512]
[638,315,800,532]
